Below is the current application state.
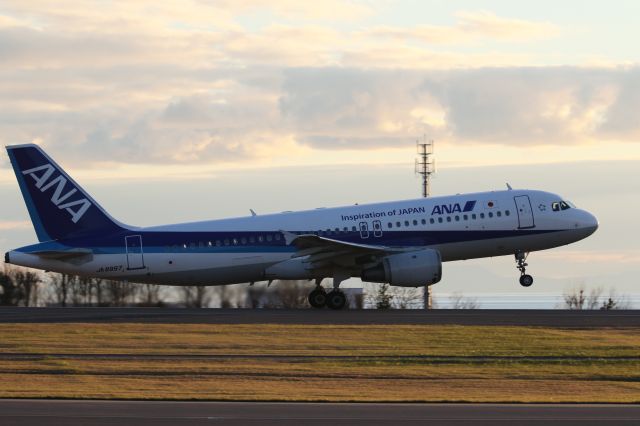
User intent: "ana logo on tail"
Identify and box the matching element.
[22,164,92,223]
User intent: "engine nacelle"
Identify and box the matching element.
[361,249,442,287]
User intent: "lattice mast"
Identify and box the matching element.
[415,136,436,309]
[415,137,435,198]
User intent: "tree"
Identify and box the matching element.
[15,269,41,306]
[103,280,137,306]
[181,286,212,308]
[449,292,479,309]
[276,280,310,308]
[391,287,424,309]
[563,285,630,310]
[49,273,73,307]
[0,267,24,306]
[138,284,164,307]
[0,266,41,306]
[374,283,393,309]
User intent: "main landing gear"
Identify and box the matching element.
[515,251,534,287]
[308,277,348,310]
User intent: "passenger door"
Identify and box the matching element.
[513,195,535,229]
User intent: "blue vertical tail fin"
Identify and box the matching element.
[6,144,127,242]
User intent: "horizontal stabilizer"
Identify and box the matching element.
[30,248,93,260]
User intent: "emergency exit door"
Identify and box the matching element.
[125,235,145,270]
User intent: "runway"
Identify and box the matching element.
[1,307,639,326]
[0,400,639,425]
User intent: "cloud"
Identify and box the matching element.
[2,65,640,167]
[0,2,637,169]
[280,67,640,150]
[364,11,559,45]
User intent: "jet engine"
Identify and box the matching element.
[361,249,442,287]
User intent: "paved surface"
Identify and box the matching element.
[1,307,639,326]
[0,400,639,425]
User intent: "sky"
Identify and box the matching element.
[0,1,639,305]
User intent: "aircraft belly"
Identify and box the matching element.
[138,252,288,286]
[9,251,290,286]
[438,229,575,261]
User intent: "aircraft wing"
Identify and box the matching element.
[281,231,402,270]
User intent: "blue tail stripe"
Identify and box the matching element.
[7,148,51,242]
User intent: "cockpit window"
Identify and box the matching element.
[552,200,574,212]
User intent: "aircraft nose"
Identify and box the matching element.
[578,210,599,235]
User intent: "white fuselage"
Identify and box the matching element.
[8,189,598,286]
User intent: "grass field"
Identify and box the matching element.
[0,323,639,402]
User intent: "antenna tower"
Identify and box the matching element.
[415,136,436,309]
[415,136,435,198]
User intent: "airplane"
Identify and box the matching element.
[4,144,598,309]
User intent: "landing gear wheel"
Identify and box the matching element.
[515,251,534,287]
[326,290,347,310]
[519,274,534,287]
[308,288,327,309]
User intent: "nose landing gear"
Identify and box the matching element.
[515,251,534,287]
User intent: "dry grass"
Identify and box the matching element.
[0,323,639,402]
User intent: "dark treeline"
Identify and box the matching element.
[2,265,631,309]
[0,265,365,308]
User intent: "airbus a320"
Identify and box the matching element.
[4,144,598,309]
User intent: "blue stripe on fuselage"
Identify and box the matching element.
[15,229,561,255]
